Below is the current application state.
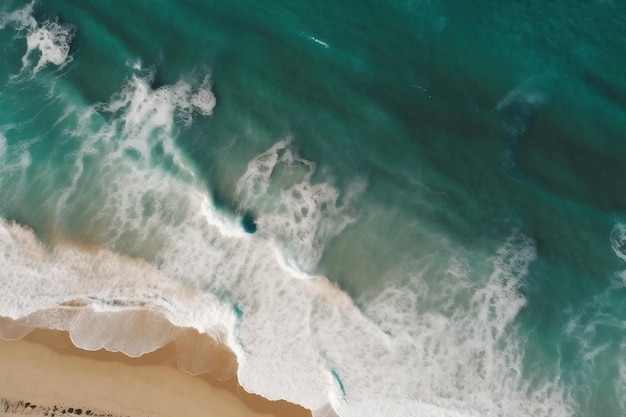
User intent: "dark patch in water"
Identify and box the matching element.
[150,72,168,90]
[241,211,257,233]
[233,302,243,320]
[331,368,346,398]
[209,188,230,211]
[208,189,256,233]
[124,148,141,161]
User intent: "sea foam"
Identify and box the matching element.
[0,2,74,74]
[344,232,575,417]
[1,68,575,417]
[1,148,575,417]
[0,67,339,410]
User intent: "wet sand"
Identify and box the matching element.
[0,328,311,417]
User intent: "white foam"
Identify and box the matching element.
[236,137,366,272]
[569,222,626,413]
[23,21,74,73]
[104,75,215,135]
[0,73,356,409]
[131,58,143,71]
[0,67,575,417]
[0,2,74,74]
[310,36,330,48]
[45,74,217,250]
[340,232,575,417]
[15,77,325,407]
[0,219,235,332]
[0,72,231,355]
[0,156,574,416]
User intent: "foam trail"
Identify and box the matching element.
[496,80,549,183]
[310,36,330,48]
[495,81,547,137]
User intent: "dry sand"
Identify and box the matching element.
[0,329,311,417]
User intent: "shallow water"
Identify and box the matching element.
[1,1,626,416]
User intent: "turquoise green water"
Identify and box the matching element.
[1,1,626,415]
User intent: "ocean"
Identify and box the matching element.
[1,1,625,416]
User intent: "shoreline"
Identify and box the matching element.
[0,327,311,417]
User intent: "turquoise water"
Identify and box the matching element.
[1,1,626,416]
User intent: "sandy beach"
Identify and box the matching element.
[0,328,311,417]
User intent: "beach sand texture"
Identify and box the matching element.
[0,328,311,417]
